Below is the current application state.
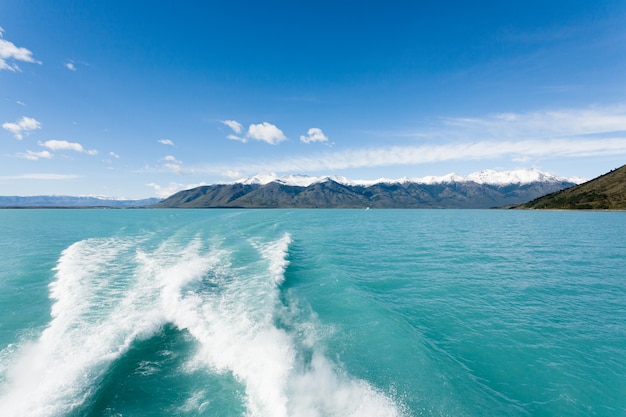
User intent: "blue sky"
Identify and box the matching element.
[2,0,626,198]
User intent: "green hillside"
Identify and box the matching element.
[521,164,626,210]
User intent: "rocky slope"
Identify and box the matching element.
[156,169,579,209]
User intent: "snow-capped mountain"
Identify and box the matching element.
[232,169,585,187]
[157,168,581,209]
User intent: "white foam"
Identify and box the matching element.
[0,236,209,416]
[161,235,296,416]
[179,389,210,413]
[0,233,404,417]
[289,352,402,417]
[256,232,292,286]
[165,234,403,417]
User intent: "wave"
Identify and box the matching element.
[0,236,172,416]
[0,231,403,417]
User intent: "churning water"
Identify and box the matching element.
[0,209,624,416]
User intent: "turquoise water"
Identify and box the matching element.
[0,209,624,417]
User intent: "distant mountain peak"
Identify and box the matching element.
[231,169,584,188]
[0,195,161,207]
[158,168,580,209]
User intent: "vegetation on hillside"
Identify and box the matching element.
[520,165,626,210]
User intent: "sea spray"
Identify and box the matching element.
[256,232,293,286]
[0,213,410,416]
[162,233,403,417]
[3,209,623,416]
[0,237,167,416]
[160,233,298,416]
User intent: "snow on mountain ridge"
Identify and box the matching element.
[232,169,583,187]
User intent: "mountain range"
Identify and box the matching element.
[0,196,161,208]
[155,169,581,209]
[520,164,626,210]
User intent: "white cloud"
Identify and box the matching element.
[39,140,98,155]
[16,150,53,160]
[197,136,626,177]
[247,122,287,145]
[158,139,174,146]
[162,155,179,162]
[222,120,287,144]
[109,151,120,159]
[0,28,41,71]
[221,170,242,179]
[436,105,626,140]
[227,134,247,143]
[222,120,247,142]
[3,116,41,140]
[164,163,182,174]
[146,181,207,198]
[300,127,329,144]
[221,120,243,134]
[147,182,182,198]
[65,61,76,71]
[197,106,626,176]
[160,155,182,174]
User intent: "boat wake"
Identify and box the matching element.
[0,232,403,417]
